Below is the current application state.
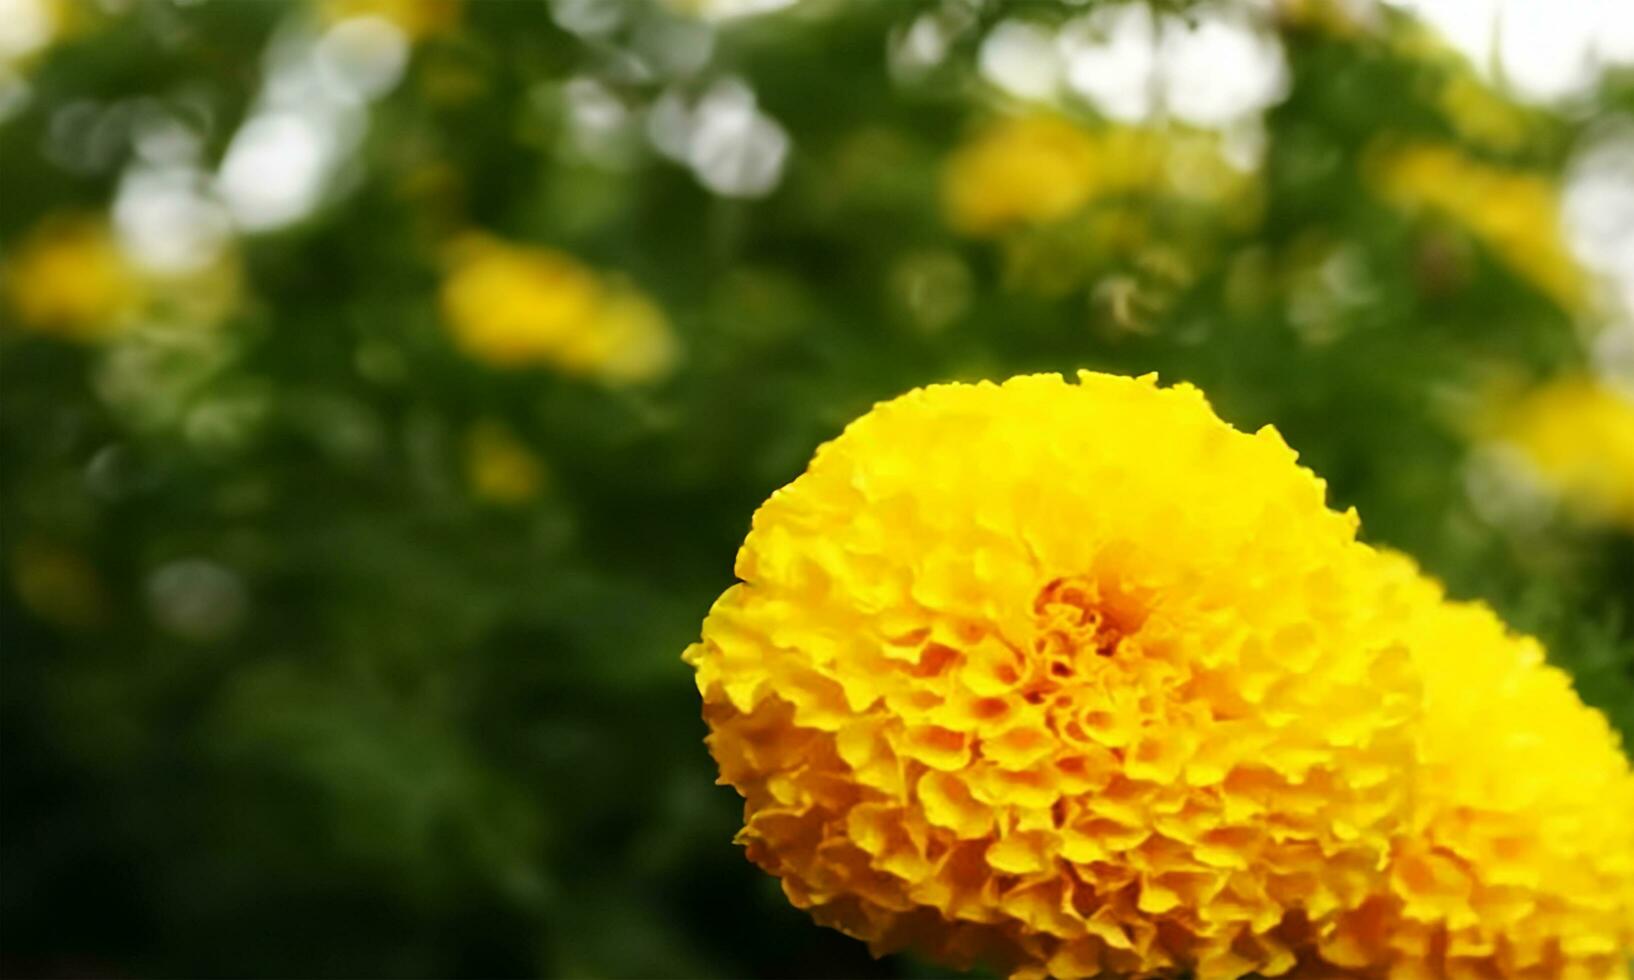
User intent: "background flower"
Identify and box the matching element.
[1501,376,1634,530]
[3,215,139,341]
[439,233,678,383]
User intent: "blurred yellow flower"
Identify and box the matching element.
[1387,20,1543,152]
[1322,554,1634,978]
[464,419,547,506]
[686,371,1423,978]
[10,538,108,629]
[319,0,458,39]
[1437,72,1537,152]
[942,116,1101,234]
[942,115,1252,236]
[438,234,678,383]
[1369,141,1587,312]
[1503,376,1634,529]
[2,215,140,342]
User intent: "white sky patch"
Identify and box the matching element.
[1565,127,1634,326]
[114,164,233,274]
[1058,6,1159,122]
[891,13,955,81]
[1385,0,1634,103]
[0,0,53,63]
[980,20,1064,102]
[211,14,410,234]
[686,78,789,198]
[130,100,205,166]
[314,16,409,104]
[1036,5,1287,127]
[1160,11,1287,127]
[217,110,344,232]
[648,77,789,199]
[563,75,643,168]
[670,0,797,23]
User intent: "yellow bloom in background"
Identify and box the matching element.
[1385,19,1545,152]
[942,116,1252,236]
[318,0,459,40]
[1502,376,1634,530]
[686,371,1424,978]
[10,538,108,630]
[1321,553,1634,978]
[1437,71,1538,153]
[1368,141,1587,313]
[464,419,548,507]
[942,116,1102,234]
[3,215,140,342]
[438,234,678,383]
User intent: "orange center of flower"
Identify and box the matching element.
[1029,575,1148,680]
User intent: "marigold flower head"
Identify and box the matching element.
[438,234,677,383]
[1501,376,1634,530]
[1319,554,1634,978]
[685,371,1426,978]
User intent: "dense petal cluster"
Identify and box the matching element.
[438,233,677,382]
[686,372,1424,976]
[1318,554,1634,979]
[685,370,1634,979]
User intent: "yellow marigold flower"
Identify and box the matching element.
[942,117,1251,236]
[1368,141,1587,313]
[438,234,678,383]
[1501,376,1634,529]
[2,215,140,342]
[464,419,547,506]
[318,0,459,40]
[1320,554,1634,978]
[685,371,1424,978]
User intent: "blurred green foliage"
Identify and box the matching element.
[2,0,1631,976]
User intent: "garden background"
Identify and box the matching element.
[2,0,1632,976]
